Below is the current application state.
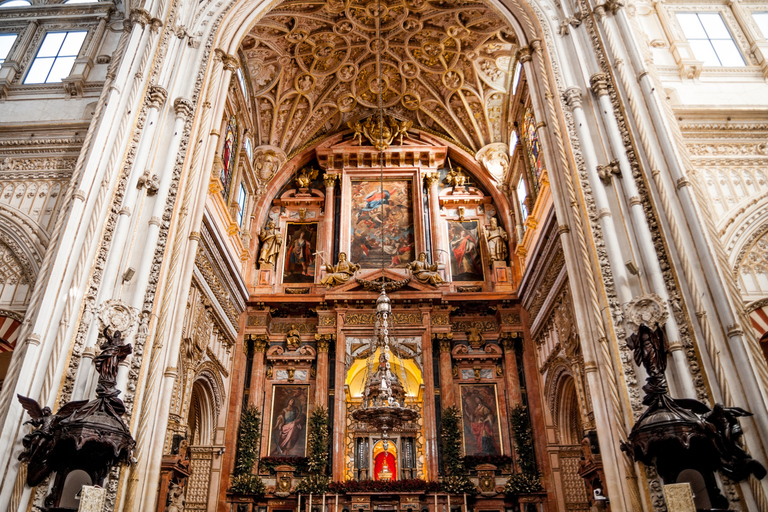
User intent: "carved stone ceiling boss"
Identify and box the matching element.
[243,0,517,155]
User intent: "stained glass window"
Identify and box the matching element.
[522,107,544,197]
[220,116,238,201]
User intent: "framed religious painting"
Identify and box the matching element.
[349,179,415,269]
[448,220,484,281]
[282,223,318,284]
[459,383,503,456]
[268,385,309,457]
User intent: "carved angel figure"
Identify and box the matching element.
[258,221,282,268]
[320,252,359,287]
[407,252,444,286]
[295,166,319,189]
[17,395,88,486]
[484,217,508,263]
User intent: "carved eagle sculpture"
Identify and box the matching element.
[17,394,88,486]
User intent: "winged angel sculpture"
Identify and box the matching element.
[16,326,135,487]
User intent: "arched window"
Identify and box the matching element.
[236,68,248,97]
[220,116,238,201]
[0,0,31,7]
[522,107,545,198]
[244,136,253,161]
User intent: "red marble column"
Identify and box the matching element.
[436,333,455,408]
[322,173,338,265]
[332,310,346,481]
[248,335,269,410]
[424,172,447,267]
[314,334,333,407]
[420,310,438,480]
[500,333,522,406]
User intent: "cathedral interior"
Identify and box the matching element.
[0,0,767,511]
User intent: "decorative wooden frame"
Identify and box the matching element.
[458,383,504,456]
[267,384,310,457]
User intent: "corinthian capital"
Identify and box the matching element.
[147,85,168,109]
[589,73,610,97]
[563,87,583,110]
[174,97,194,118]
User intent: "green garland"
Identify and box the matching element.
[504,405,542,494]
[296,406,331,494]
[440,406,477,494]
[229,406,266,495]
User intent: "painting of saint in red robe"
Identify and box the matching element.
[283,223,317,284]
[269,385,308,456]
[460,384,503,456]
[449,221,483,281]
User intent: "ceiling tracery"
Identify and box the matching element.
[241,0,518,157]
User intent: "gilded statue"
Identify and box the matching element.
[295,166,319,189]
[258,221,282,268]
[320,252,360,287]
[484,217,508,263]
[445,166,467,187]
[347,115,412,151]
[407,252,444,286]
[286,324,301,351]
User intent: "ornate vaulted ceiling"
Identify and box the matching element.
[240,0,518,158]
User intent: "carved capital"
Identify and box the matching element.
[499,332,520,352]
[250,334,269,353]
[174,97,194,118]
[147,85,168,109]
[323,173,339,189]
[314,333,335,352]
[604,0,624,15]
[589,73,610,97]
[423,171,440,188]
[516,46,533,64]
[130,9,152,28]
[563,87,583,110]
[434,333,454,353]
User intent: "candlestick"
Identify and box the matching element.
[323,493,326,512]
[463,493,467,512]
[309,493,313,512]
[434,493,437,512]
[335,493,339,512]
[298,494,301,512]
[447,494,451,512]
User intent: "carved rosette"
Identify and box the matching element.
[97,300,139,337]
[624,293,668,336]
